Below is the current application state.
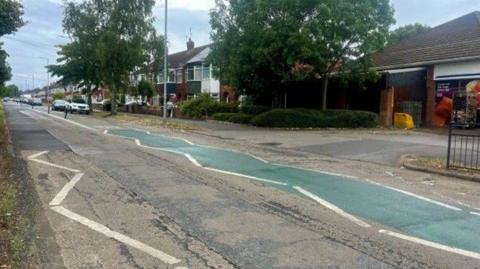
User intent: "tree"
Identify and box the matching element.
[93,0,156,114]
[52,92,65,100]
[137,79,154,102]
[145,31,165,84]
[0,0,24,37]
[0,84,19,97]
[0,0,24,86]
[209,0,395,109]
[49,1,102,112]
[389,23,431,45]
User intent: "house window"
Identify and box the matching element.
[194,66,202,81]
[202,65,210,80]
[176,70,183,84]
[158,70,176,83]
[187,67,195,81]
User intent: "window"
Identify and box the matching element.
[158,70,176,83]
[194,66,202,81]
[202,65,210,80]
[187,67,195,81]
[176,70,183,84]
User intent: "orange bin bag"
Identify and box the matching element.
[433,97,453,127]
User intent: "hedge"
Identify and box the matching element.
[212,113,254,124]
[251,109,378,128]
[240,105,271,115]
[180,94,238,118]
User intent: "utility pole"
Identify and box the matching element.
[163,0,168,119]
[40,57,51,113]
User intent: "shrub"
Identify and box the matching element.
[212,113,237,122]
[240,105,271,115]
[251,109,378,128]
[180,94,238,118]
[52,92,65,100]
[213,113,254,124]
[229,114,254,124]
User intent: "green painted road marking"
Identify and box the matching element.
[109,129,480,257]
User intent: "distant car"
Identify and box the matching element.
[67,98,90,114]
[32,98,42,106]
[2,97,9,102]
[52,100,67,111]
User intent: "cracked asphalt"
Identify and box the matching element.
[5,102,480,269]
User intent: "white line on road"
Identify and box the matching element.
[293,186,371,228]
[28,151,49,160]
[31,109,96,131]
[204,167,288,186]
[470,211,480,216]
[135,139,141,146]
[49,173,84,206]
[272,163,359,180]
[376,184,461,211]
[247,153,269,163]
[29,157,82,173]
[51,206,181,265]
[378,229,480,260]
[104,130,108,135]
[184,153,202,167]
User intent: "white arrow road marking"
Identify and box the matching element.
[51,206,181,265]
[379,229,480,260]
[28,151,183,266]
[471,211,480,216]
[293,186,371,228]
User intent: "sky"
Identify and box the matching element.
[2,0,480,90]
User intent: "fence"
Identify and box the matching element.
[447,124,480,170]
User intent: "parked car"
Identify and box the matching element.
[67,98,90,114]
[2,97,10,102]
[32,98,42,106]
[52,100,67,111]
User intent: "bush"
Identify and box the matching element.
[52,92,65,100]
[213,113,254,124]
[251,109,378,128]
[240,105,271,115]
[212,113,237,122]
[180,94,238,118]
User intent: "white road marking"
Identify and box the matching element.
[28,151,49,160]
[385,171,395,177]
[293,186,371,228]
[181,138,194,145]
[49,173,84,206]
[377,184,461,211]
[470,211,480,216]
[51,206,181,265]
[29,158,82,173]
[104,130,108,135]
[31,109,96,131]
[273,163,359,180]
[204,167,288,186]
[135,139,141,146]
[378,229,480,260]
[247,153,269,163]
[184,153,202,167]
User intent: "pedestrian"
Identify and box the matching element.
[166,100,174,118]
[64,105,68,119]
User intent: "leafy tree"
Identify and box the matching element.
[145,31,165,84]
[48,1,102,112]
[389,23,431,45]
[93,0,156,114]
[52,92,65,100]
[0,84,19,97]
[0,48,11,85]
[0,0,24,86]
[0,0,24,37]
[137,79,154,101]
[209,0,395,109]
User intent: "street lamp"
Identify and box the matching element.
[163,0,168,119]
[39,57,50,113]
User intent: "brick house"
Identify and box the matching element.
[372,11,480,127]
[156,39,236,103]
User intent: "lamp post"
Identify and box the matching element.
[163,0,168,118]
[39,57,50,113]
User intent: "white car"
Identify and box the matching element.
[67,98,90,114]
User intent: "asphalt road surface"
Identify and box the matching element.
[5,102,480,269]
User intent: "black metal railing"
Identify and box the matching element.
[447,124,480,170]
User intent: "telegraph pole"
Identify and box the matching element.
[40,57,51,113]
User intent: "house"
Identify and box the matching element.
[156,39,236,103]
[372,11,480,127]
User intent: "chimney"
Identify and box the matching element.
[187,38,195,51]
